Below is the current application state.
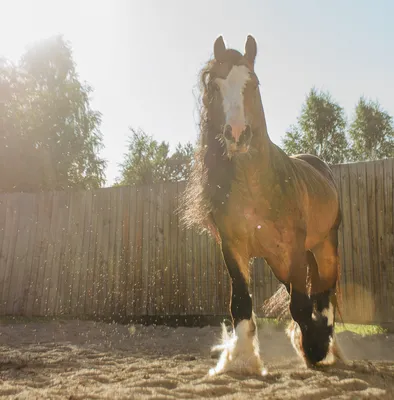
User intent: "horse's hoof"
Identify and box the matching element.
[209,320,267,377]
[209,352,266,376]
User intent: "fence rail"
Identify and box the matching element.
[0,159,393,324]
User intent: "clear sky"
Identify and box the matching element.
[1,0,393,186]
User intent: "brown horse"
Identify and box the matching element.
[182,35,344,375]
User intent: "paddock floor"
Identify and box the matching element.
[0,319,393,399]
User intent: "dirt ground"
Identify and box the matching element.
[0,319,393,399]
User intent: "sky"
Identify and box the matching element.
[1,0,393,186]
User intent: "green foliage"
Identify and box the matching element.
[348,97,394,161]
[282,88,349,164]
[0,35,105,192]
[167,142,194,182]
[116,128,194,186]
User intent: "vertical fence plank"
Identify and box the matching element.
[47,192,69,316]
[34,192,53,316]
[331,165,344,309]
[339,164,354,320]
[154,184,165,315]
[355,162,374,322]
[119,186,130,319]
[126,186,138,317]
[59,191,74,316]
[9,194,33,315]
[20,194,39,316]
[385,160,394,321]
[184,215,194,316]
[132,187,143,316]
[348,164,363,321]
[141,185,150,315]
[84,191,98,317]
[375,161,386,322]
[97,188,111,317]
[177,185,187,316]
[0,194,8,314]
[147,185,157,316]
[114,187,125,319]
[366,161,380,322]
[1,194,19,315]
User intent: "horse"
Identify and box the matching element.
[182,35,344,376]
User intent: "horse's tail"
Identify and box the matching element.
[261,284,290,320]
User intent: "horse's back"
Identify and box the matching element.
[290,154,335,185]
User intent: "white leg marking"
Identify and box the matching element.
[216,65,251,140]
[287,308,343,367]
[286,321,304,360]
[209,313,266,376]
[322,303,334,326]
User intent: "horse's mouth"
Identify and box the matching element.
[224,128,253,158]
[226,142,250,158]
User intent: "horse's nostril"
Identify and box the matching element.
[239,125,252,144]
[224,125,234,141]
[243,125,252,140]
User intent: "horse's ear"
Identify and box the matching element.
[214,35,226,61]
[244,35,257,65]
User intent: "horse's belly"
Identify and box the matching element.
[305,199,339,249]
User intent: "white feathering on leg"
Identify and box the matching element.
[209,313,266,376]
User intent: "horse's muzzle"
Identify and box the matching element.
[223,125,253,155]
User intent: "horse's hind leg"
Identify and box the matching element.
[209,242,263,376]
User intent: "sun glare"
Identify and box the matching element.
[1,0,109,62]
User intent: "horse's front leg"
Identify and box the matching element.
[288,229,345,366]
[209,242,264,376]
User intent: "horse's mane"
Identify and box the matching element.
[180,59,234,240]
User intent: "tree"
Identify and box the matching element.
[0,35,105,192]
[348,97,394,161]
[282,88,349,164]
[167,142,194,182]
[116,128,194,186]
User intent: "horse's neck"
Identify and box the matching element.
[238,137,296,190]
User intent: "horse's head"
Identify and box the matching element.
[202,35,264,158]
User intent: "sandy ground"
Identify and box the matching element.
[0,319,393,399]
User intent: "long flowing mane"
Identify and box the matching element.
[181,59,235,240]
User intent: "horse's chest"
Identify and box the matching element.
[220,198,272,239]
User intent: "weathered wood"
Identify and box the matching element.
[355,162,373,322]
[0,159,393,323]
[96,188,111,317]
[125,186,137,316]
[384,160,394,322]
[68,190,87,316]
[21,194,39,316]
[10,194,33,315]
[35,192,53,316]
[134,187,144,315]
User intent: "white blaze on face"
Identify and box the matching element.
[216,65,251,142]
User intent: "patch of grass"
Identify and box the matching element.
[256,318,388,336]
[256,318,287,330]
[335,323,387,336]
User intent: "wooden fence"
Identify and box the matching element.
[0,159,393,324]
